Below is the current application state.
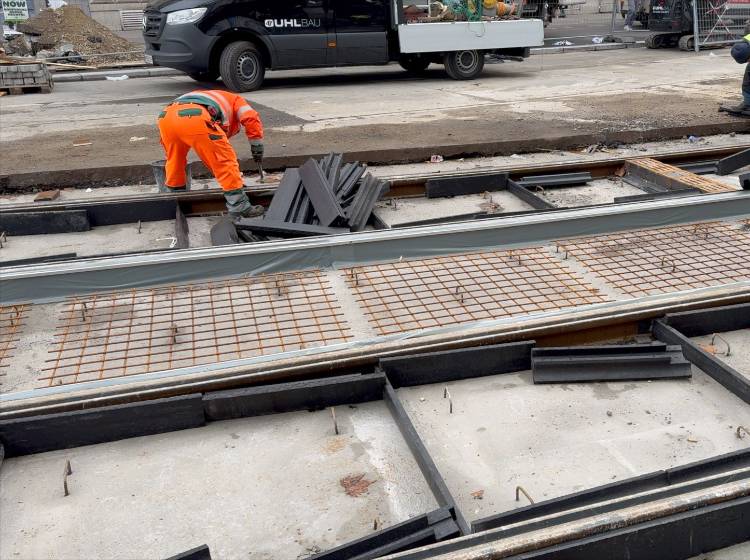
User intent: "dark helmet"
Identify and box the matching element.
[732,40,750,64]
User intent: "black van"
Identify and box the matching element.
[143,0,543,91]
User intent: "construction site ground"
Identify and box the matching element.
[4,44,750,560]
[0,401,437,559]
[0,137,747,393]
[0,48,746,180]
[3,360,750,558]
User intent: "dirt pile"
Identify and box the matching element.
[17,6,140,63]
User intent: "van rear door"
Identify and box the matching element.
[332,0,389,65]
[266,0,330,68]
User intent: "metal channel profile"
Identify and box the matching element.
[3,191,750,305]
[653,303,750,405]
[384,379,471,536]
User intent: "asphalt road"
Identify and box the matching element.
[0,48,744,178]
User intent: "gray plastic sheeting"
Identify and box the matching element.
[2,190,750,305]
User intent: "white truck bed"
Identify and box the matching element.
[397,19,545,54]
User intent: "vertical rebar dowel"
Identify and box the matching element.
[331,407,339,435]
[711,333,731,356]
[515,485,534,504]
[63,460,72,497]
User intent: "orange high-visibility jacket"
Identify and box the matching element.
[175,89,264,141]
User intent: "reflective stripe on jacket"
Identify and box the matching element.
[175,90,264,141]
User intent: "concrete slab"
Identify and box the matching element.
[689,542,750,560]
[0,221,177,262]
[397,367,750,522]
[373,192,534,226]
[536,179,644,207]
[0,216,223,262]
[0,401,437,560]
[692,329,750,380]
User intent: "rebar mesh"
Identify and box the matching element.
[343,247,610,335]
[557,221,750,297]
[42,272,352,386]
[0,305,29,375]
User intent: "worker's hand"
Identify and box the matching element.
[250,139,264,161]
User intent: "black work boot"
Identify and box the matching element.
[224,188,264,219]
[720,101,750,115]
[159,184,188,193]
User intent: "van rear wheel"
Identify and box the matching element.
[220,41,265,92]
[443,50,484,80]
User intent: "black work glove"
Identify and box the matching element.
[250,139,264,162]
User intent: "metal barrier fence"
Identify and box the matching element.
[521,0,649,43]
[694,0,749,49]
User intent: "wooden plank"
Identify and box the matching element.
[626,158,736,194]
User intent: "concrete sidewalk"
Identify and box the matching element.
[53,67,182,82]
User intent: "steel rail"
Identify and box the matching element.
[2,189,750,304]
[379,480,750,559]
[1,143,746,217]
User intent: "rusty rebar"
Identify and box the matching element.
[515,485,534,504]
[711,334,731,356]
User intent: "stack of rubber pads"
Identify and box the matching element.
[235,153,389,240]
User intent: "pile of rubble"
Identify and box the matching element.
[4,6,140,64]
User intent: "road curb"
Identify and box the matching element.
[533,41,644,54]
[53,67,184,83]
[51,43,646,81]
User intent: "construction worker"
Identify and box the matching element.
[157,89,265,217]
[721,22,750,117]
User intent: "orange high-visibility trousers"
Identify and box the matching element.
[158,103,243,191]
